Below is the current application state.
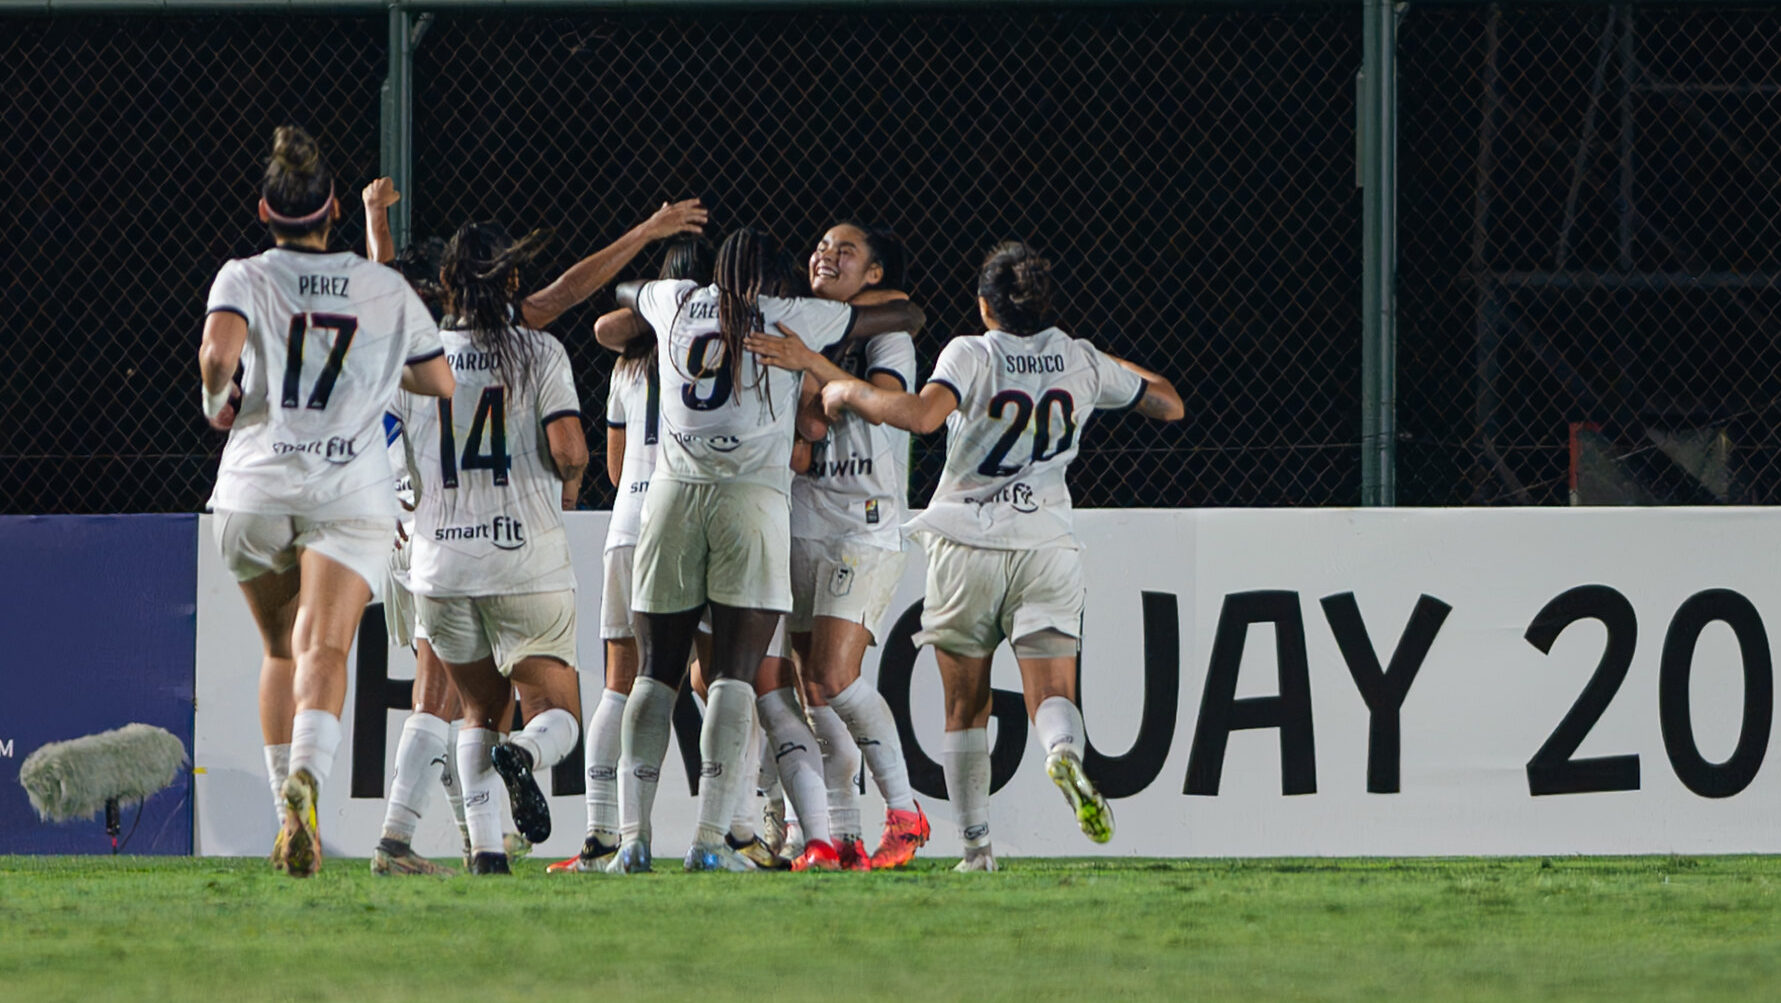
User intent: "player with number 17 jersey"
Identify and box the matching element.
[207,247,444,521]
[397,327,583,598]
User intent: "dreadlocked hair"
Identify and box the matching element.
[696,226,775,410]
[441,220,555,394]
[977,241,1056,336]
[262,125,333,241]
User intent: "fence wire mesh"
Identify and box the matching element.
[3,4,1361,515]
[2,14,386,514]
[1398,2,1781,506]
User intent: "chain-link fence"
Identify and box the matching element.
[3,3,1362,514]
[1398,3,1781,506]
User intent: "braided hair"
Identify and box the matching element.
[616,235,714,380]
[440,220,554,393]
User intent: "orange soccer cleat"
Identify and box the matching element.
[791,838,841,872]
[869,803,931,870]
[836,836,873,871]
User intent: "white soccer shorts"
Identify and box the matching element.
[600,545,637,640]
[911,531,1084,658]
[213,510,394,603]
[633,479,792,614]
[415,589,578,677]
[788,535,906,644]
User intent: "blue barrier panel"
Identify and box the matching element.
[0,515,197,854]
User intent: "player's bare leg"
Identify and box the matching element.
[610,606,700,873]
[239,566,300,867]
[1015,637,1112,845]
[551,637,637,874]
[935,649,997,872]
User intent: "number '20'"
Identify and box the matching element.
[1526,585,1772,798]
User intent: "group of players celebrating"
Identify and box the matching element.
[199,126,1183,880]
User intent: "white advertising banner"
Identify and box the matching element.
[195,508,1781,859]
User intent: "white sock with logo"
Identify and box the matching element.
[445,719,468,845]
[584,688,627,845]
[456,726,502,856]
[943,728,992,850]
[757,687,832,846]
[288,709,341,793]
[382,712,450,844]
[729,708,762,842]
[264,743,291,826]
[1033,696,1086,761]
[619,677,676,845]
[510,707,578,771]
[694,679,755,847]
[808,704,862,841]
[828,677,919,814]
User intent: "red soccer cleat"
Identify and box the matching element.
[836,836,873,871]
[869,803,931,870]
[791,838,841,872]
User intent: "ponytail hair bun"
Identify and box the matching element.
[262,125,333,238]
[977,241,1055,336]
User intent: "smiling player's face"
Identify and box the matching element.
[808,225,881,303]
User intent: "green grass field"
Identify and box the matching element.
[4,854,1779,1002]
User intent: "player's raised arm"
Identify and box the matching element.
[822,378,957,436]
[522,199,707,330]
[362,178,400,264]
[595,307,652,352]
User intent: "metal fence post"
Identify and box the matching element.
[1359,0,1398,506]
[381,4,417,249]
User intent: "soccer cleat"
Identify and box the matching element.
[269,823,290,872]
[547,836,618,874]
[727,833,791,871]
[869,803,932,870]
[605,839,654,875]
[761,797,788,856]
[490,743,552,844]
[469,852,512,875]
[836,836,873,872]
[954,848,999,873]
[1045,750,1114,844]
[791,838,841,872]
[371,842,454,876]
[684,841,759,873]
[504,832,532,860]
[278,769,322,878]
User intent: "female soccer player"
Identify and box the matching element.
[743,223,929,870]
[603,226,924,872]
[200,126,455,878]
[820,241,1183,871]
[547,235,714,874]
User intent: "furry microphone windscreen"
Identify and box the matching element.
[18,723,188,823]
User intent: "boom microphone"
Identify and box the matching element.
[18,723,187,852]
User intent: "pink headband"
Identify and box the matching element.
[261,186,335,227]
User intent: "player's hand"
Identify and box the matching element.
[393,521,409,551]
[641,198,707,241]
[362,178,401,210]
[746,322,819,372]
[821,379,868,421]
[207,385,243,431]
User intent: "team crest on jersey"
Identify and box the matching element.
[865,499,880,525]
[829,565,855,597]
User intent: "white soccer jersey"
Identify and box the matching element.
[205,248,444,519]
[635,279,856,493]
[908,327,1146,550]
[400,327,583,597]
[791,332,915,550]
[604,360,660,552]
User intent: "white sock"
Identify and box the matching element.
[510,706,578,771]
[943,728,992,850]
[445,719,468,843]
[757,687,831,845]
[694,679,755,847]
[1033,696,1086,760]
[457,726,502,856]
[619,677,676,844]
[288,710,341,794]
[264,743,291,826]
[729,707,762,841]
[757,731,780,799]
[584,688,627,844]
[808,704,862,841]
[830,677,918,813]
[382,712,449,844]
